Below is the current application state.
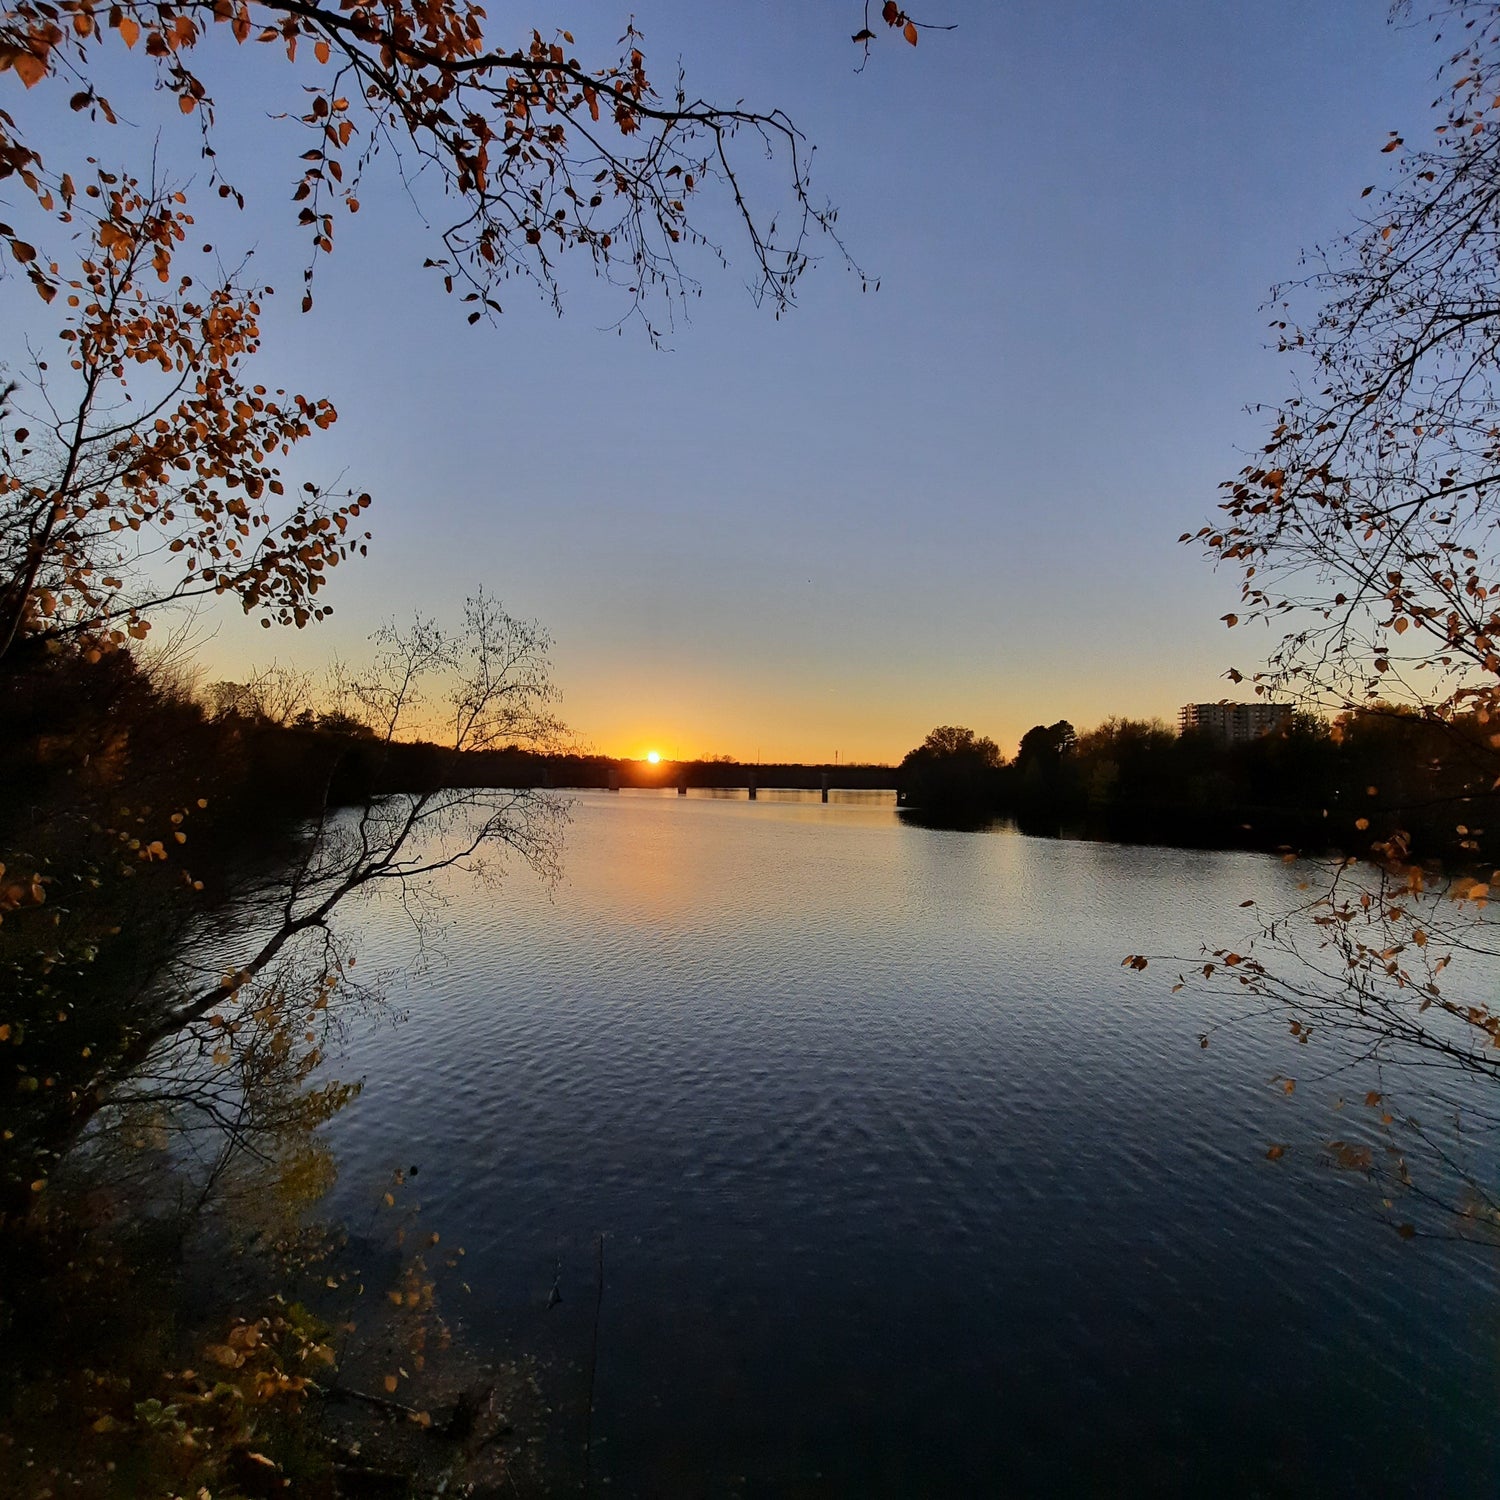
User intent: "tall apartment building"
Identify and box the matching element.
[1177,701,1292,744]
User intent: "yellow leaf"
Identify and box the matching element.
[383,1374,398,1393]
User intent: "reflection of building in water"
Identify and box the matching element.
[1177,701,1293,744]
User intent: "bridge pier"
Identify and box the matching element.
[821,772,829,804]
[607,767,619,792]
[747,771,756,801]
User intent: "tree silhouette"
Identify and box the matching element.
[1175,1,1500,1235]
[899,724,1004,821]
[0,2,928,336]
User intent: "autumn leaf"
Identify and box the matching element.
[12,50,46,88]
[1328,1140,1372,1171]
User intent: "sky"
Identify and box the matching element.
[3,2,1445,761]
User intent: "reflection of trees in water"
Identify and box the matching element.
[10,591,566,1196]
[83,946,368,1224]
[0,596,567,1494]
[1130,857,1500,1246]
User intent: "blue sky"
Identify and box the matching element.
[3,2,1440,759]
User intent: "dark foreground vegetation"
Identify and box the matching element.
[897,714,1500,863]
[1,633,563,1494]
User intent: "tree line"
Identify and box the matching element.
[898,710,1500,863]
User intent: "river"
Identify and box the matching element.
[313,788,1500,1495]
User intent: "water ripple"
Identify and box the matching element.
[318,791,1500,1496]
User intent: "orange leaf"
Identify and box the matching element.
[315,39,330,64]
[904,19,918,45]
[118,15,140,48]
[179,93,196,114]
[13,51,46,88]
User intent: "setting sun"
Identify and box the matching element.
[646,750,661,764]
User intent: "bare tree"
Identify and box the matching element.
[207,663,316,726]
[1168,2,1500,1237]
[12,590,567,1215]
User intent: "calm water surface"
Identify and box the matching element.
[319,790,1500,1495]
